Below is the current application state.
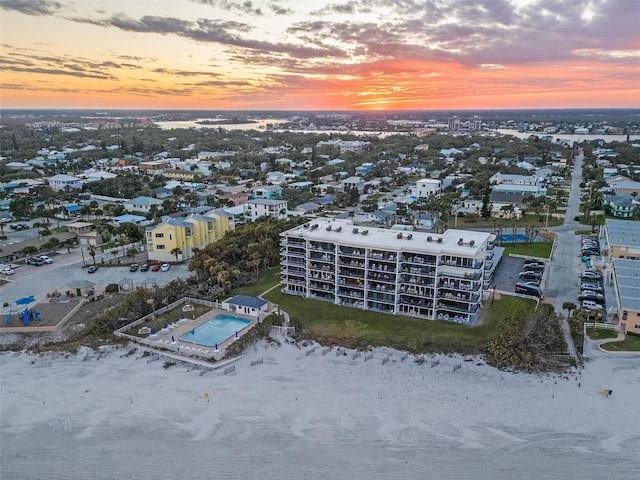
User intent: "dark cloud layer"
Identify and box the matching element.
[0,0,61,16]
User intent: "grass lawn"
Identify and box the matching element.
[234,267,281,297]
[586,328,618,340]
[263,288,535,353]
[600,334,640,352]
[501,242,553,259]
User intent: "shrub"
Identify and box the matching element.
[105,283,118,293]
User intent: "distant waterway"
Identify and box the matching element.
[493,129,640,144]
[155,118,288,130]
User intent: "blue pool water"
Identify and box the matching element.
[498,233,547,242]
[180,314,251,347]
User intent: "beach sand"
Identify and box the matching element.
[1,340,639,479]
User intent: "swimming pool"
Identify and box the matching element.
[498,233,547,242]
[180,314,251,347]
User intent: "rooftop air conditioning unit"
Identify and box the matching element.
[427,236,432,242]
[397,232,403,239]
[469,240,475,246]
[437,237,443,243]
[353,228,359,234]
[407,234,413,240]
[458,238,464,245]
[335,226,342,232]
[361,230,369,235]
[326,225,332,231]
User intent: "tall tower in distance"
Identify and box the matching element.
[471,115,482,131]
[448,116,461,132]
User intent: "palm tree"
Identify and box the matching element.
[170,247,182,262]
[126,247,138,264]
[562,301,577,321]
[87,245,97,265]
[21,245,38,258]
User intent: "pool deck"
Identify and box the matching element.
[140,308,256,360]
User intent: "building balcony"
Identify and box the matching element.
[437,292,480,303]
[366,293,395,305]
[308,263,334,272]
[338,248,365,258]
[338,290,365,299]
[281,288,306,297]
[283,278,306,286]
[366,272,396,283]
[436,301,479,314]
[401,255,437,265]
[438,270,483,282]
[309,254,335,264]
[338,259,365,269]
[366,302,394,313]
[281,259,306,267]
[339,269,365,279]
[399,296,433,308]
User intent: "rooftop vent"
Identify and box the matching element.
[427,236,433,242]
[469,240,475,246]
[458,238,464,245]
[326,225,332,231]
[335,226,342,232]
[304,223,309,228]
[311,224,318,230]
[437,237,443,243]
[407,234,413,240]
[361,230,369,235]
[353,228,359,234]
[397,232,403,239]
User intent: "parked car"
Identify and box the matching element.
[579,295,605,305]
[87,265,99,273]
[579,291,604,302]
[39,255,53,264]
[581,270,603,280]
[519,271,542,280]
[129,263,139,272]
[160,263,171,272]
[0,267,15,275]
[581,300,603,310]
[580,283,603,292]
[524,259,545,266]
[524,264,545,272]
[27,257,44,266]
[151,264,161,272]
[140,264,150,272]
[525,280,541,287]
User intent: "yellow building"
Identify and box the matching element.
[145,211,233,262]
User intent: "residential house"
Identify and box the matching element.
[266,171,287,185]
[492,184,546,197]
[490,173,537,185]
[123,196,163,213]
[489,192,528,216]
[340,176,365,193]
[355,163,375,176]
[414,179,442,198]
[243,199,288,222]
[48,174,83,191]
[602,194,638,218]
[252,185,282,199]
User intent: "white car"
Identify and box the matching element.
[160,263,171,272]
[39,255,53,264]
[1,267,15,275]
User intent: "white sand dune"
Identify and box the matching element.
[1,341,639,479]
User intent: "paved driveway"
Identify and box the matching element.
[1,251,192,314]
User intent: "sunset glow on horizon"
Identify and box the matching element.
[1,0,639,110]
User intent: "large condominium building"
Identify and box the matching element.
[280,218,496,325]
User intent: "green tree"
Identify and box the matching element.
[127,247,139,263]
[21,245,38,258]
[170,247,182,262]
[87,245,97,265]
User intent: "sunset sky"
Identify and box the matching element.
[1,0,639,110]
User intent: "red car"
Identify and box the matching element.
[151,264,161,272]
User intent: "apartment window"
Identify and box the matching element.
[155,233,164,238]
[185,228,192,237]
[169,234,172,240]
[622,311,628,320]
[156,244,165,250]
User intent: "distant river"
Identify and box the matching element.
[155,118,288,130]
[493,129,640,144]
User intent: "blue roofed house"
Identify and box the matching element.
[222,295,269,318]
[355,163,375,176]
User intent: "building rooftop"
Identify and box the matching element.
[606,219,640,248]
[282,217,492,256]
[613,258,640,313]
